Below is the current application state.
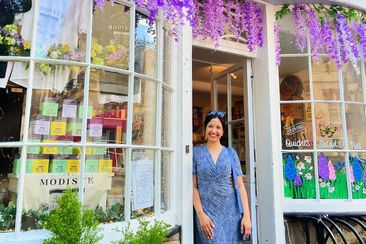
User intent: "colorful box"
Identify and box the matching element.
[28,139,41,154]
[73,147,92,155]
[67,122,82,136]
[50,121,67,136]
[31,159,49,173]
[85,160,99,173]
[40,101,58,117]
[58,146,73,155]
[92,146,107,155]
[98,159,112,173]
[41,140,58,154]
[78,105,93,119]
[13,159,32,175]
[66,159,80,173]
[49,159,67,173]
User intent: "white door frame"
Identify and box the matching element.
[211,60,258,243]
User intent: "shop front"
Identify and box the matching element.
[1,0,366,243]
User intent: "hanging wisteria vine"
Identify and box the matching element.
[275,4,366,72]
[95,0,264,52]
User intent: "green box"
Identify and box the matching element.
[67,122,82,136]
[85,160,99,173]
[13,159,32,175]
[49,160,67,173]
[28,139,41,154]
[78,105,93,119]
[58,146,73,155]
[40,102,58,117]
[92,147,107,155]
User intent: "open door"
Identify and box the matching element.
[211,59,257,243]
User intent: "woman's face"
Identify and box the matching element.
[205,117,224,143]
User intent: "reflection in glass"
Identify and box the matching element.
[279,57,309,100]
[231,69,244,120]
[92,1,130,69]
[346,104,366,150]
[131,149,155,219]
[88,69,129,144]
[312,57,340,100]
[281,103,313,150]
[22,146,80,230]
[163,29,171,85]
[314,103,343,150]
[0,147,20,232]
[162,88,171,148]
[0,63,27,142]
[161,151,170,212]
[133,78,157,145]
[28,66,85,145]
[230,121,245,174]
[217,75,228,114]
[349,153,366,199]
[135,12,157,77]
[343,62,363,102]
[84,147,126,223]
[32,0,88,61]
[318,152,347,199]
[278,14,306,54]
[283,153,315,199]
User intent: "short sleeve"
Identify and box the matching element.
[230,147,243,176]
[192,147,197,174]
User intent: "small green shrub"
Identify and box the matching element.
[43,188,102,244]
[115,219,171,244]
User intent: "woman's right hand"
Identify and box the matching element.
[198,212,215,239]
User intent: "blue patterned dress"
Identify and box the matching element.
[193,145,243,244]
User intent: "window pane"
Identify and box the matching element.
[28,65,85,143]
[131,149,155,219]
[312,57,340,100]
[283,153,316,199]
[85,147,126,223]
[135,12,157,77]
[314,103,343,150]
[161,151,170,212]
[0,63,28,142]
[163,29,171,85]
[92,1,130,69]
[346,104,366,150]
[279,14,306,54]
[231,120,246,174]
[281,103,313,150]
[89,69,129,144]
[22,146,80,230]
[318,152,347,199]
[343,62,363,102]
[162,88,171,148]
[132,78,157,146]
[349,154,366,199]
[279,57,309,101]
[217,75,227,113]
[231,68,244,120]
[34,0,88,61]
[0,147,20,232]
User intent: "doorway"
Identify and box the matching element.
[192,46,257,243]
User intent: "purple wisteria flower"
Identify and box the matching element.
[322,21,341,69]
[318,153,329,180]
[292,4,307,52]
[352,22,366,60]
[274,22,281,65]
[95,0,105,8]
[294,174,303,187]
[306,8,322,63]
[285,155,296,181]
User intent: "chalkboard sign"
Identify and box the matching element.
[0,87,24,175]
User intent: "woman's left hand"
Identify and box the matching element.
[240,215,252,240]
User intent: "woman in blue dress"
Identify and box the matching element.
[193,111,251,243]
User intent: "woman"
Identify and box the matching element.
[193,111,252,243]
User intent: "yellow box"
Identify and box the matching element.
[32,159,49,174]
[98,159,112,173]
[66,159,80,173]
[41,140,58,154]
[50,121,67,136]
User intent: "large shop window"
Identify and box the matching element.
[279,15,366,200]
[0,0,173,232]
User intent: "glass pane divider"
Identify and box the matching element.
[162,82,174,91]
[360,49,366,105]
[134,73,162,84]
[124,148,133,221]
[14,0,41,233]
[89,63,132,75]
[154,150,162,217]
[227,73,232,147]
[280,53,310,58]
[0,56,31,62]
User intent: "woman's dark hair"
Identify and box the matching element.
[204,111,226,129]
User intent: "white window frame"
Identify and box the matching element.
[0,0,179,241]
[279,9,366,213]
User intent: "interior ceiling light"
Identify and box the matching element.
[231,73,238,79]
